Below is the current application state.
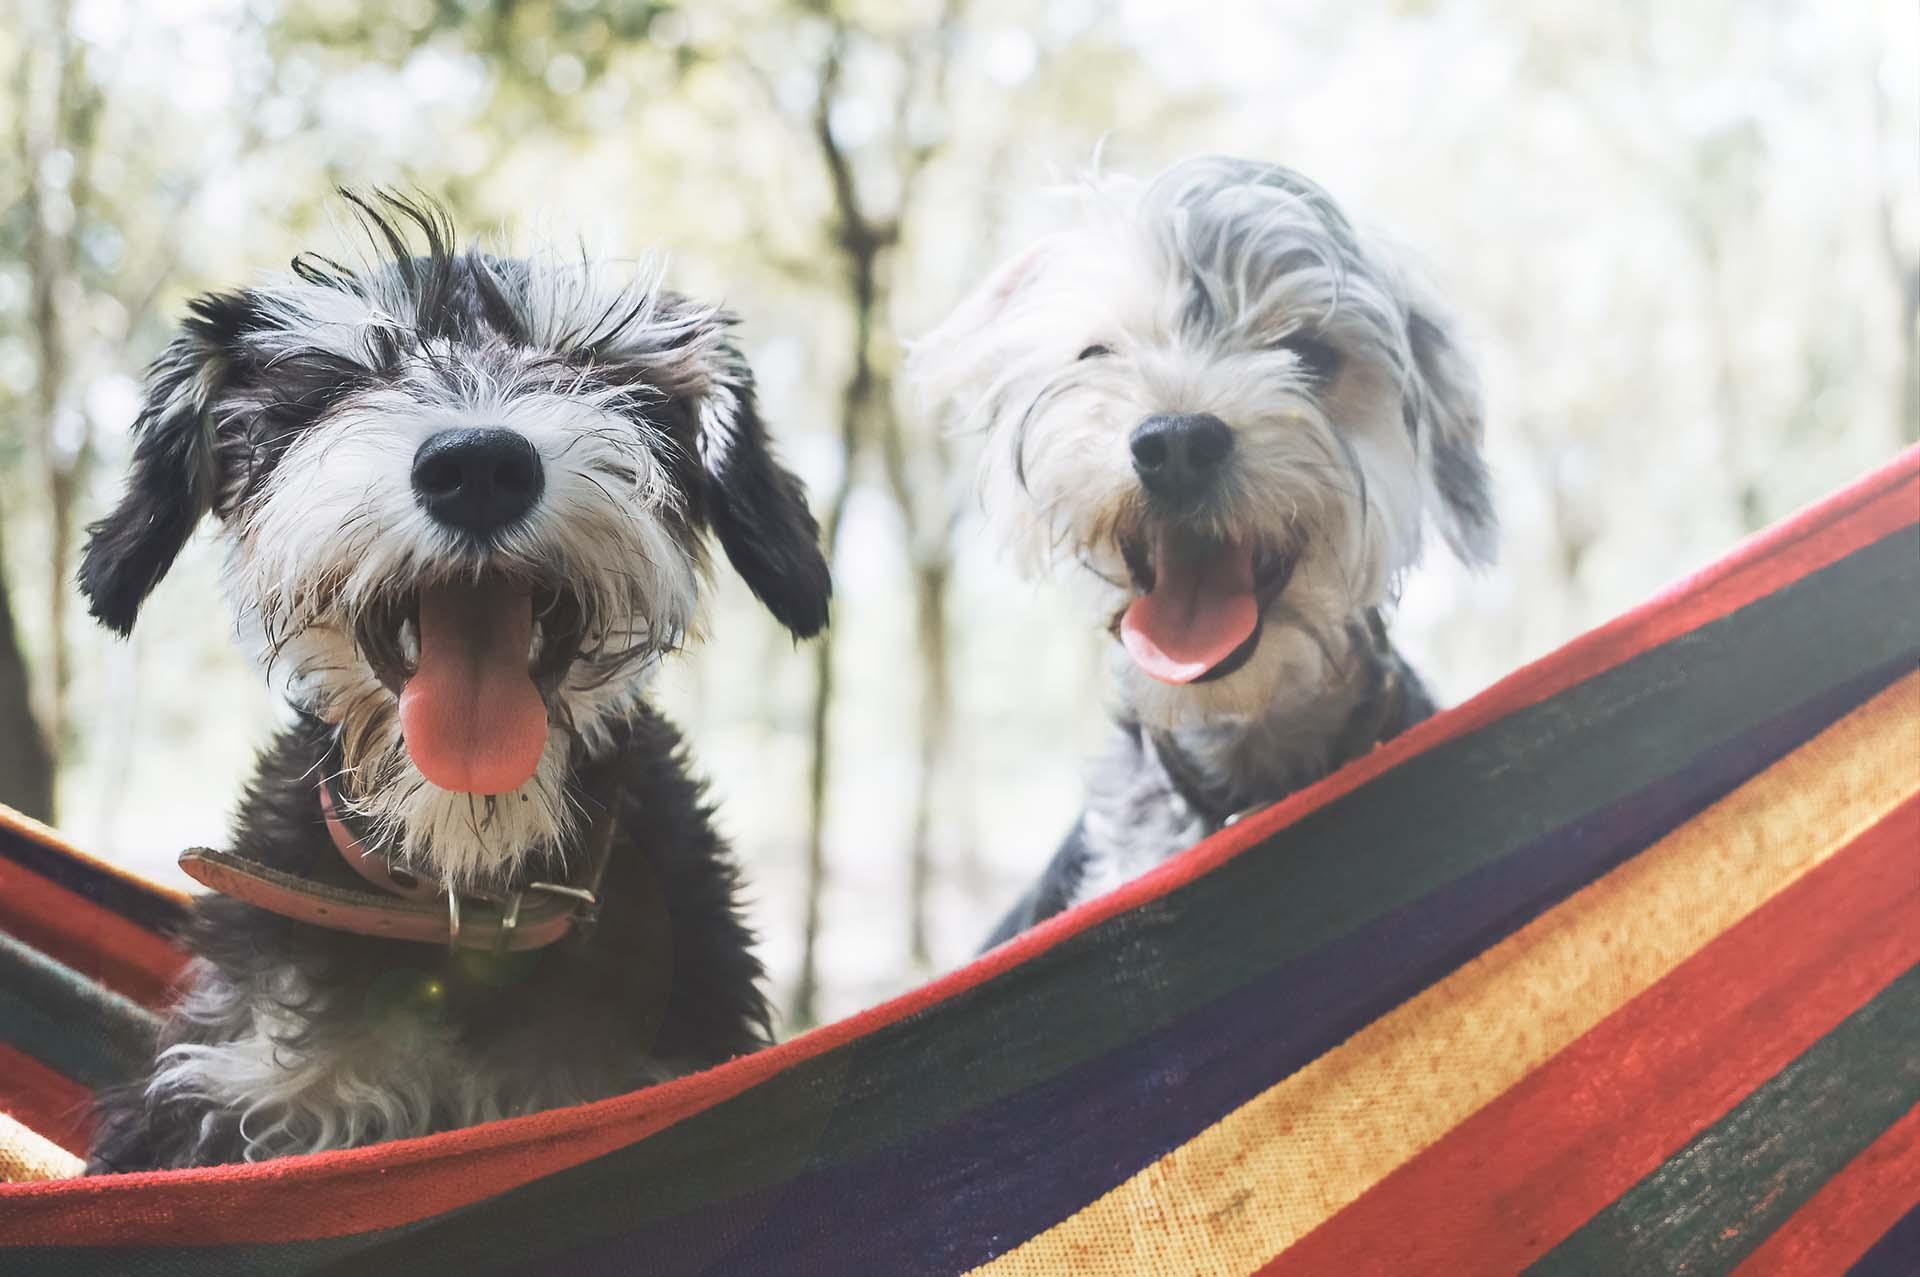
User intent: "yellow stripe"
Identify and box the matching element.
[0,1113,82,1183]
[974,672,1920,1277]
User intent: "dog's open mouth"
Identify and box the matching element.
[357,579,586,795]
[1114,528,1297,685]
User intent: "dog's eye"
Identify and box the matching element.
[1271,333,1342,383]
[1077,344,1113,361]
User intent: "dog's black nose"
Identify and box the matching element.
[1130,413,1234,502]
[411,428,544,535]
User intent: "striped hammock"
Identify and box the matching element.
[1,449,1916,1275]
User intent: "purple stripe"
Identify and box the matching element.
[536,661,1902,1276]
[1847,1200,1920,1277]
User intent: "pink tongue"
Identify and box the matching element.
[398,581,549,795]
[1120,534,1259,684]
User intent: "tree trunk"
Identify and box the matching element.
[0,523,55,823]
[790,248,876,1030]
[1900,291,1918,447]
[791,619,837,1030]
[786,9,960,1022]
[905,554,951,970]
[1873,77,1920,446]
[1889,257,1918,445]
[22,0,83,771]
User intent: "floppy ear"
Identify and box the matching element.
[1403,307,1496,567]
[78,302,236,635]
[906,237,1058,410]
[699,356,832,639]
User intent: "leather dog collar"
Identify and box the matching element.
[179,782,618,953]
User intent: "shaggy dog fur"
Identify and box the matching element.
[80,194,829,1169]
[913,157,1494,947]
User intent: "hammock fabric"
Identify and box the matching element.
[1,449,1916,1276]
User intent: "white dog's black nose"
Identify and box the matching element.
[412,428,544,535]
[1131,413,1233,502]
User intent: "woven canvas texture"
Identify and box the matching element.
[0,447,1915,1276]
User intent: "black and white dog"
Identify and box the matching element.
[80,194,830,1170]
[914,157,1495,947]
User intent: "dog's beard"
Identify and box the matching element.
[238,576,680,889]
[221,389,702,887]
[987,388,1417,730]
[262,622,580,889]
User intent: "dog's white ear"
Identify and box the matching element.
[78,294,244,635]
[1402,303,1496,567]
[907,237,1059,410]
[699,353,832,640]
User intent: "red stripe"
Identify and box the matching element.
[0,450,1912,1246]
[1734,1103,1920,1276]
[0,1044,93,1156]
[0,860,190,1011]
[1260,795,1920,1277]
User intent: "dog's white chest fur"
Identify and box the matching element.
[150,963,670,1162]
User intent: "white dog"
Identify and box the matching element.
[914,156,1494,945]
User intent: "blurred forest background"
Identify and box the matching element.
[0,0,1914,1030]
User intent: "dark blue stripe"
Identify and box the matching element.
[1849,1200,1920,1276]
[0,823,189,935]
[535,655,1907,1276]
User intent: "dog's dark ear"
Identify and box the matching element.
[78,299,238,635]
[1403,307,1496,567]
[700,356,832,639]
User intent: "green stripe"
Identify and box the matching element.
[1531,963,1920,1277]
[0,931,157,1090]
[323,527,1920,1269]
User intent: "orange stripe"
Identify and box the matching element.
[1733,1102,1920,1276]
[1263,795,1920,1276]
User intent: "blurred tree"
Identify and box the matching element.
[17,0,93,768]
[2,0,1909,1027]
[5,0,272,817]
[265,0,674,211]
[0,513,54,821]
[1875,74,1920,445]
[749,0,967,1018]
